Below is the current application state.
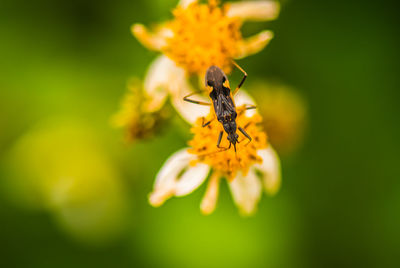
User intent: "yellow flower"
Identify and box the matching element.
[148,92,281,215]
[133,0,279,75]
[252,81,308,155]
[131,0,280,124]
[6,120,127,244]
[112,78,170,142]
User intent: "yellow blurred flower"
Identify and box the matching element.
[6,120,128,245]
[131,0,280,123]
[112,78,170,142]
[148,92,281,216]
[252,81,308,155]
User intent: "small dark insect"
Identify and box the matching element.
[183,61,255,152]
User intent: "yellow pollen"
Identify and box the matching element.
[188,105,267,180]
[163,0,242,75]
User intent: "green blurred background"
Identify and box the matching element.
[1,0,399,267]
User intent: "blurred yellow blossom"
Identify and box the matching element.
[252,81,308,155]
[5,120,128,245]
[148,92,281,216]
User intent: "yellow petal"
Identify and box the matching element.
[200,173,220,215]
[226,1,280,21]
[235,30,274,59]
[131,24,171,51]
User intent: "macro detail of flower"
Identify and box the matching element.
[148,94,281,216]
[133,0,279,75]
[112,78,170,142]
[163,0,242,74]
[115,0,284,216]
[126,0,280,127]
[188,105,267,180]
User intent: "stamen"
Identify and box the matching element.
[163,0,243,74]
[188,106,267,180]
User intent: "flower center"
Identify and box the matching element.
[163,0,242,75]
[188,105,267,180]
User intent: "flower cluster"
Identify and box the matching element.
[129,0,280,124]
[149,103,281,215]
[115,0,287,215]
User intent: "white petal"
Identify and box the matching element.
[228,171,262,216]
[179,0,197,8]
[175,163,210,196]
[143,56,186,112]
[154,148,193,186]
[226,1,280,21]
[149,148,193,206]
[200,173,220,215]
[171,80,211,124]
[234,89,257,117]
[131,24,170,51]
[253,147,281,196]
[235,30,274,59]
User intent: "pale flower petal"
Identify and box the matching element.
[131,24,171,51]
[229,171,262,216]
[200,173,220,215]
[179,0,197,8]
[226,1,280,21]
[149,148,210,206]
[149,148,193,206]
[234,89,257,117]
[253,147,281,195]
[235,30,274,59]
[170,80,211,124]
[143,56,186,112]
[175,163,210,196]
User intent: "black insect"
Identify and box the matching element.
[183,61,254,152]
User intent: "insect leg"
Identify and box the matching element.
[239,127,252,146]
[245,105,257,110]
[216,131,224,148]
[183,91,211,106]
[231,60,247,96]
[201,116,215,127]
[198,132,229,157]
[199,146,229,157]
[237,105,257,117]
